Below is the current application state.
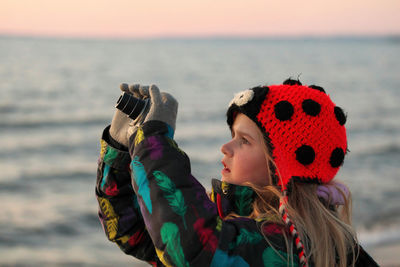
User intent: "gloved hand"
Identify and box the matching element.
[127,84,178,138]
[109,83,149,147]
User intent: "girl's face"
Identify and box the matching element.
[220,113,270,187]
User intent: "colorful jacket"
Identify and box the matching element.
[96,121,300,267]
[96,121,378,267]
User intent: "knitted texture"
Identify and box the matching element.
[227,81,347,191]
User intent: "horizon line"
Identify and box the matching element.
[1,32,400,42]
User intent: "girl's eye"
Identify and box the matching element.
[241,137,249,145]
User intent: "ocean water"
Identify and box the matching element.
[0,36,399,266]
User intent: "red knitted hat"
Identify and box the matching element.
[227,79,348,191]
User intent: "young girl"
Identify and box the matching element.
[96,79,378,266]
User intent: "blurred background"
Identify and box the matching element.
[1,0,399,266]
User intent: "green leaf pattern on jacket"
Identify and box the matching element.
[235,186,254,216]
[262,247,299,267]
[160,222,190,267]
[229,228,263,250]
[154,170,188,229]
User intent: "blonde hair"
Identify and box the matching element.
[227,128,359,266]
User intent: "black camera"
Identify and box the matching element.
[115,92,149,120]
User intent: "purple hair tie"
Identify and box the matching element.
[317,182,349,205]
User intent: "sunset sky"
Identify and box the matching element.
[1,0,399,38]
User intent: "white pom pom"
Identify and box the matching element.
[229,89,254,107]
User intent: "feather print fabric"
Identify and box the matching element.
[193,218,218,252]
[235,186,254,216]
[98,197,118,240]
[210,249,249,267]
[153,170,187,229]
[147,136,163,160]
[134,127,145,146]
[156,247,173,267]
[160,222,189,267]
[101,164,110,190]
[262,247,299,267]
[130,156,152,214]
[228,228,263,250]
[103,143,118,164]
[105,180,119,196]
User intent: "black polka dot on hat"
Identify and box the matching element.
[302,99,321,116]
[295,145,315,165]
[274,101,294,121]
[330,147,345,168]
[309,85,326,93]
[334,106,347,125]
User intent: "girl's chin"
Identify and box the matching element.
[221,168,231,176]
[221,176,236,185]
[220,176,229,183]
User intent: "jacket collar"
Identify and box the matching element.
[210,178,257,218]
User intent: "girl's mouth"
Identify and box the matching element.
[221,161,230,174]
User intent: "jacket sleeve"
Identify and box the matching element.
[128,121,296,267]
[96,125,160,265]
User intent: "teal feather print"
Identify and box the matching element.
[210,249,249,267]
[101,164,110,190]
[166,124,175,139]
[235,186,254,216]
[228,228,263,250]
[130,156,152,214]
[160,222,189,267]
[153,170,187,229]
[262,247,299,267]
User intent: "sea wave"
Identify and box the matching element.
[352,143,400,158]
[0,167,96,186]
[359,224,400,248]
[0,141,96,159]
[0,211,99,248]
[0,117,109,130]
[0,103,16,114]
[22,169,95,181]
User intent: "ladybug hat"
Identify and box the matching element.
[227,78,348,266]
[226,79,348,192]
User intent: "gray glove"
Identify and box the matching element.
[109,83,132,147]
[127,84,178,138]
[109,83,150,147]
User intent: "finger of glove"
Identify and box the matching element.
[161,92,178,118]
[139,85,150,99]
[120,83,130,93]
[161,92,177,105]
[149,85,161,104]
[128,84,141,98]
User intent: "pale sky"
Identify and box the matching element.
[1,0,399,38]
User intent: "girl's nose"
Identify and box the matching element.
[221,141,233,157]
